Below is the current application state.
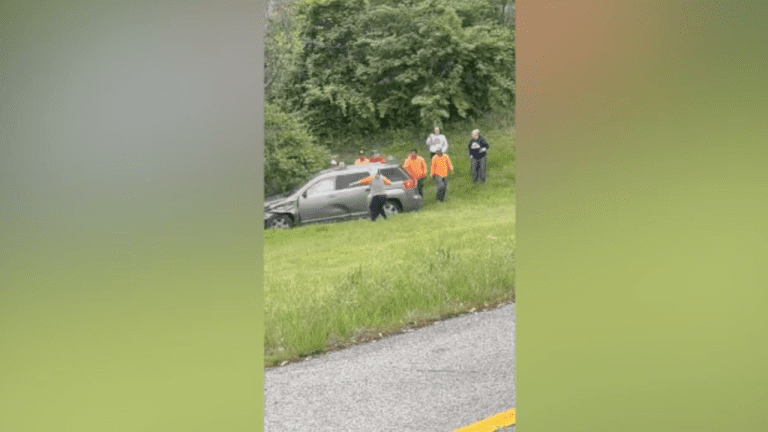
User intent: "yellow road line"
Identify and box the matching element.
[450,408,516,432]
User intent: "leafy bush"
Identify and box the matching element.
[265,103,330,197]
[272,0,515,149]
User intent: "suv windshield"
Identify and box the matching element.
[266,181,306,201]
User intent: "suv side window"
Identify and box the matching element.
[336,172,370,190]
[305,178,335,197]
[380,167,408,182]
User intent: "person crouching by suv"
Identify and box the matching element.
[430,148,453,202]
[351,169,392,221]
[403,149,427,198]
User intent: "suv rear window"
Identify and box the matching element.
[335,172,371,190]
[380,167,409,182]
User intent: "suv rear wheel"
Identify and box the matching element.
[383,200,400,217]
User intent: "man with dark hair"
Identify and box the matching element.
[403,148,427,197]
[468,129,489,184]
[430,148,453,202]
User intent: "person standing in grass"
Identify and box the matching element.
[426,126,448,159]
[468,129,489,184]
[354,150,370,165]
[430,148,453,202]
[352,169,392,221]
[403,149,427,197]
[368,150,386,164]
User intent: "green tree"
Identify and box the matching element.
[264,103,330,196]
[276,0,515,147]
[265,0,303,102]
[283,0,376,143]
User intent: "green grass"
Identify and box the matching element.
[265,116,515,366]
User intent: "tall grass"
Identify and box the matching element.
[265,116,514,366]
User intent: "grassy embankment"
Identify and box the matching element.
[265,114,515,366]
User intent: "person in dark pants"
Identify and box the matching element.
[369,195,388,221]
[430,148,454,202]
[353,169,392,221]
[468,129,489,184]
[403,149,427,198]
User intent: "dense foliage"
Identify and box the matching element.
[266,0,515,148]
[265,0,303,101]
[264,103,330,197]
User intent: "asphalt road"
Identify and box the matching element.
[264,303,515,432]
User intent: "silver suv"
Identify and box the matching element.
[264,163,422,229]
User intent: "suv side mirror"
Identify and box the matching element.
[302,191,307,198]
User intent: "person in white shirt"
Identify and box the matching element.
[426,127,448,159]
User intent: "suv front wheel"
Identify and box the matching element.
[267,214,293,229]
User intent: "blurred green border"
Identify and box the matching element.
[518,1,768,430]
[0,1,264,430]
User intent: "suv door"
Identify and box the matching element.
[297,177,338,223]
[375,166,416,209]
[334,172,373,217]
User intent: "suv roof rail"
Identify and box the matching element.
[317,161,400,177]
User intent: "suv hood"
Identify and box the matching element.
[264,195,296,211]
[265,194,287,204]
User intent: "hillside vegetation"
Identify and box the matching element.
[265,115,514,366]
[265,0,515,195]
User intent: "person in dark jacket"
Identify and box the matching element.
[468,129,489,184]
[368,151,386,164]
